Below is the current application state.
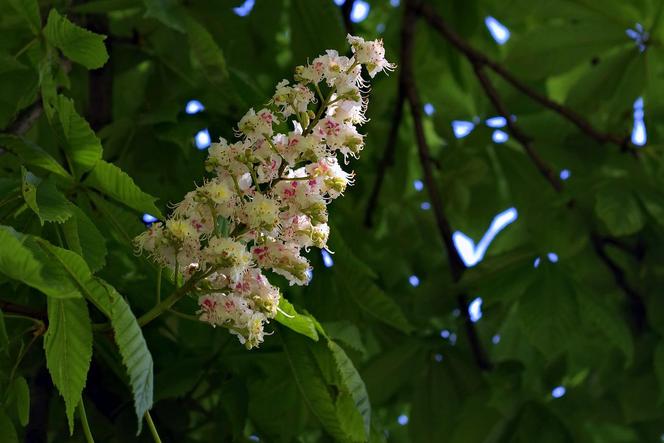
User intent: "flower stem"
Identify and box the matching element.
[78,400,95,443]
[144,411,163,443]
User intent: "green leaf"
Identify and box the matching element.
[410,361,458,442]
[8,0,41,34]
[275,298,318,341]
[21,166,40,215]
[85,160,163,219]
[53,95,103,176]
[655,342,664,402]
[36,177,74,224]
[185,15,228,87]
[44,297,92,434]
[43,9,109,69]
[577,290,633,364]
[519,265,579,356]
[330,234,413,334]
[339,276,414,334]
[21,169,73,225]
[323,321,366,355]
[566,49,644,115]
[143,0,185,32]
[505,20,628,80]
[280,329,349,442]
[8,376,30,426]
[99,280,154,433]
[62,206,107,273]
[328,340,371,439]
[0,410,18,443]
[86,192,145,243]
[290,0,346,65]
[595,185,644,236]
[36,242,154,432]
[0,135,70,178]
[0,226,81,299]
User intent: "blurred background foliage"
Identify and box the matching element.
[2,0,664,441]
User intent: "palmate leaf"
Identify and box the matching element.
[44,297,92,434]
[94,280,154,433]
[0,135,70,179]
[338,276,414,334]
[43,9,109,69]
[38,242,153,432]
[185,15,228,87]
[577,289,633,364]
[290,0,346,65]
[8,0,41,34]
[275,297,319,341]
[330,233,414,334]
[142,0,185,32]
[280,328,349,442]
[62,205,108,273]
[328,341,371,439]
[21,168,74,225]
[595,185,644,237]
[519,264,579,356]
[52,95,103,176]
[0,226,80,298]
[282,327,371,442]
[85,160,163,219]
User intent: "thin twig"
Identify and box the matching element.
[592,235,646,332]
[402,1,491,370]
[414,1,638,155]
[0,300,47,322]
[341,0,356,36]
[472,64,564,192]
[364,83,405,227]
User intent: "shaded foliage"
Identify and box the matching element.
[1,0,664,442]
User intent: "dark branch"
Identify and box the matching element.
[412,2,647,332]
[472,64,564,192]
[0,299,47,321]
[592,235,646,332]
[7,101,44,136]
[402,1,491,370]
[2,59,72,139]
[341,0,355,36]
[364,84,405,227]
[414,1,638,155]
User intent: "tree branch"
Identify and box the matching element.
[472,64,564,192]
[402,1,491,370]
[414,2,638,155]
[341,0,355,36]
[0,299,47,321]
[412,2,647,334]
[6,101,44,136]
[364,83,405,227]
[592,235,646,332]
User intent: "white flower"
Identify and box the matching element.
[202,237,253,281]
[347,34,396,77]
[243,194,281,231]
[237,108,279,141]
[252,241,311,286]
[136,34,392,349]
